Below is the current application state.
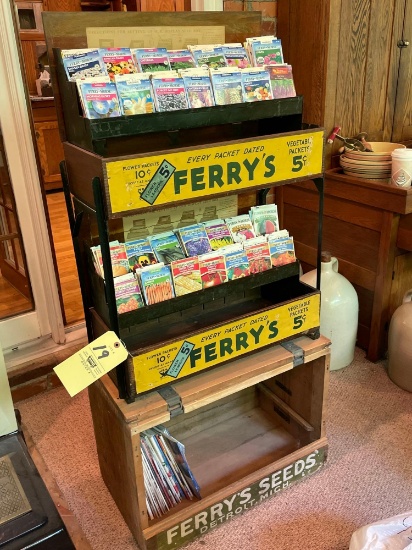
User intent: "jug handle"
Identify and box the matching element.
[332,257,339,273]
[403,289,412,304]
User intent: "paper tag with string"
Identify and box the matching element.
[54,331,128,397]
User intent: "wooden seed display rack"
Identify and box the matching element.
[43,11,329,549]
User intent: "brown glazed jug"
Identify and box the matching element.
[388,289,412,392]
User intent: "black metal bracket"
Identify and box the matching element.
[157,386,184,417]
[281,340,304,367]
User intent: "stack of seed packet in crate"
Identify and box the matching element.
[132,47,171,73]
[139,263,175,305]
[170,257,202,296]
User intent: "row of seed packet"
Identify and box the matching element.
[244,36,284,67]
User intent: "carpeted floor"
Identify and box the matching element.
[18,348,412,550]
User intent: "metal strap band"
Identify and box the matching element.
[281,341,304,367]
[157,386,184,417]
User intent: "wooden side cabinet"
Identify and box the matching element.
[31,99,64,191]
[276,169,412,362]
[34,120,64,191]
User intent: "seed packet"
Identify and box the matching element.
[115,73,155,115]
[249,204,280,236]
[171,257,202,296]
[243,236,272,274]
[140,264,175,305]
[192,47,227,70]
[151,76,189,112]
[182,73,215,109]
[222,244,250,280]
[203,219,234,250]
[176,224,212,257]
[167,50,196,71]
[199,251,227,288]
[241,67,273,102]
[267,235,296,267]
[62,49,106,81]
[99,48,138,81]
[133,48,171,73]
[209,68,243,105]
[250,38,284,67]
[225,214,256,243]
[114,273,144,314]
[265,64,297,99]
[78,79,121,119]
[125,238,158,272]
[221,44,251,69]
[149,231,186,264]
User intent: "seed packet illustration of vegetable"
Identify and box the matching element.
[171,257,202,296]
[140,264,175,305]
[115,73,155,115]
[203,219,234,250]
[209,68,243,105]
[167,50,196,71]
[265,64,297,99]
[244,237,272,274]
[199,252,227,289]
[241,68,273,102]
[125,238,158,272]
[149,231,186,264]
[222,244,250,280]
[133,48,171,73]
[99,48,138,81]
[249,204,280,236]
[78,79,121,119]
[114,273,144,314]
[176,223,212,257]
[192,47,227,70]
[225,214,256,243]
[268,236,296,267]
[62,49,105,81]
[152,76,189,112]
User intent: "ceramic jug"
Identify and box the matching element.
[388,289,412,392]
[300,251,359,371]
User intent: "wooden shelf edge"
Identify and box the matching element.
[95,335,330,429]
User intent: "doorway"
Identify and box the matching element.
[0,124,34,321]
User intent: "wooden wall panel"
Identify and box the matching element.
[282,185,383,232]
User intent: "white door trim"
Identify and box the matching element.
[0,0,65,350]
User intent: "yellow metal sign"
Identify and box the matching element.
[133,293,320,393]
[105,129,324,215]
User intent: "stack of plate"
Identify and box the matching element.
[340,142,406,180]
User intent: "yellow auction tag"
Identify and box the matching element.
[54,331,128,397]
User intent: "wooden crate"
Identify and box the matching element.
[88,335,330,550]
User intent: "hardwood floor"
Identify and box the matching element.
[0,274,32,320]
[46,191,84,326]
[0,192,84,325]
